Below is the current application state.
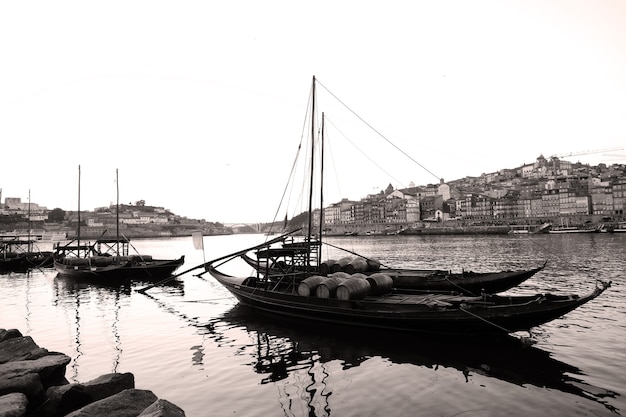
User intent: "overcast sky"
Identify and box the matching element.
[1,1,625,224]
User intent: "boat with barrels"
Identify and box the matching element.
[200,77,611,336]
[242,247,545,296]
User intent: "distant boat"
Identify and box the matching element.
[54,236,184,281]
[53,167,184,282]
[0,190,55,272]
[508,223,552,234]
[548,227,597,234]
[399,225,510,235]
[601,222,626,233]
[613,223,626,233]
[0,231,67,242]
[0,238,53,272]
[548,218,599,234]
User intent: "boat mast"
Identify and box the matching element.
[319,112,325,246]
[116,168,119,255]
[27,189,31,252]
[306,76,316,270]
[77,165,81,254]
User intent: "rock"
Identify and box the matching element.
[0,353,71,388]
[82,372,135,401]
[39,384,93,417]
[0,392,28,417]
[0,330,186,415]
[65,389,158,417]
[138,399,186,417]
[0,373,44,405]
[0,336,49,364]
[0,329,23,343]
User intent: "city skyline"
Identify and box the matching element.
[3,154,624,224]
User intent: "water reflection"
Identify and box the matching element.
[202,304,619,415]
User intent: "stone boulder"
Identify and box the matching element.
[0,328,186,416]
[0,329,23,343]
[82,372,135,401]
[38,372,136,417]
[138,399,186,417]
[0,336,49,364]
[65,389,158,417]
[0,372,44,404]
[0,353,71,388]
[38,384,93,417]
[0,392,28,417]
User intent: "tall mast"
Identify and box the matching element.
[77,165,81,254]
[27,189,31,252]
[306,76,316,270]
[116,168,120,255]
[307,76,316,242]
[319,112,325,247]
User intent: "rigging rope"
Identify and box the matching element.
[316,79,442,183]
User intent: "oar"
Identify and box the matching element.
[136,228,302,293]
[136,262,210,293]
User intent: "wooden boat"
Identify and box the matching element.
[203,76,611,336]
[548,226,598,234]
[241,251,545,296]
[0,190,54,272]
[54,237,184,281]
[53,167,184,282]
[0,239,53,272]
[207,252,609,336]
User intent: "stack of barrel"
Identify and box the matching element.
[318,257,380,275]
[297,256,393,300]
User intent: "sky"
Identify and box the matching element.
[1,1,625,224]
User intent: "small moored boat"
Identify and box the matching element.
[53,166,184,282]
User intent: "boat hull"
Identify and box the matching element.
[208,265,607,336]
[54,256,185,282]
[0,252,54,272]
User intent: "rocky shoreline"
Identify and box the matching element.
[0,329,185,417]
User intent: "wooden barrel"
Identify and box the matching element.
[297,275,327,297]
[351,273,368,280]
[329,271,351,279]
[319,259,337,276]
[345,258,368,274]
[331,257,353,273]
[316,276,347,298]
[366,273,394,295]
[93,256,114,267]
[336,278,371,300]
[366,259,381,272]
[130,254,153,262]
[66,257,89,266]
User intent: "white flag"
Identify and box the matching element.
[192,231,204,250]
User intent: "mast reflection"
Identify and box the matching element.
[52,274,136,379]
[204,304,619,415]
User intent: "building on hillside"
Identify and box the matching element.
[612,177,626,217]
[420,195,443,221]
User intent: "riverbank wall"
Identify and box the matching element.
[0,328,185,417]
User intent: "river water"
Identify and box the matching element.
[1,233,624,416]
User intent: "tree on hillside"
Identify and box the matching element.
[47,208,66,222]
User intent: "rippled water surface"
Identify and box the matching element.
[1,233,624,416]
